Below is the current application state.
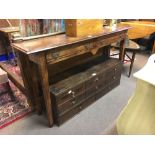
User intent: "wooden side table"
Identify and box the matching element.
[0,68,15,101]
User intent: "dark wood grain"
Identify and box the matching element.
[12,26,128,127]
[17,52,35,107]
[12,26,129,54]
[50,58,122,125]
[37,52,54,127]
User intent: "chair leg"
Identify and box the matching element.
[128,51,136,77]
[5,82,16,101]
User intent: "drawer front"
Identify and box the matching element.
[46,45,87,63]
[57,95,95,125]
[46,33,126,64]
[105,64,122,83]
[57,93,85,114]
[79,95,96,111]
[85,71,106,89]
[96,85,110,100]
[96,79,120,100]
[58,104,80,125]
[55,83,85,104]
[85,86,96,98]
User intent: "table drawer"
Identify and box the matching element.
[46,45,88,63]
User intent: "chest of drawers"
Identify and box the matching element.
[50,58,122,125]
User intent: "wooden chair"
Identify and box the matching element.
[111,39,140,77]
[0,67,15,101]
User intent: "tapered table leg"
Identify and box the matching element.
[37,53,53,127]
[119,38,126,62]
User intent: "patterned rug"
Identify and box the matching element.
[0,62,32,129]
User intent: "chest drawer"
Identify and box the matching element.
[85,68,106,89]
[57,95,96,125]
[57,92,85,114]
[96,78,120,100]
[51,82,85,105]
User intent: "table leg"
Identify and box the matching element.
[37,53,54,127]
[30,61,43,115]
[17,52,35,107]
[128,51,136,77]
[119,39,125,61]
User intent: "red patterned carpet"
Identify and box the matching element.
[0,63,32,129]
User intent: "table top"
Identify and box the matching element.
[121,21,155,26]
[0,27,19,34]
[119,21,155,39]
[12,26,130,55]
[112,40,140,50]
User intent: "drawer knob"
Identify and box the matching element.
[92,73,97,76]
[113,76,116,80]
[72,92,75,98]
[68,90,72,94]
[79,106,82,110]
[95,77,99,81]
[72,101,75,105]
[115,68,117,71]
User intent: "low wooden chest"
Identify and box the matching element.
[50,58,122,125]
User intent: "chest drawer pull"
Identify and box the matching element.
[95,77,99,81]
[79,106,82,110]
[72,100,75,105]
[92,73,97,76]
[68,90,72,94]
[72,92,75,98]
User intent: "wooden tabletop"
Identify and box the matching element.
[119,21,155,39]
[12,26,130,55]
[0,27,19,34]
